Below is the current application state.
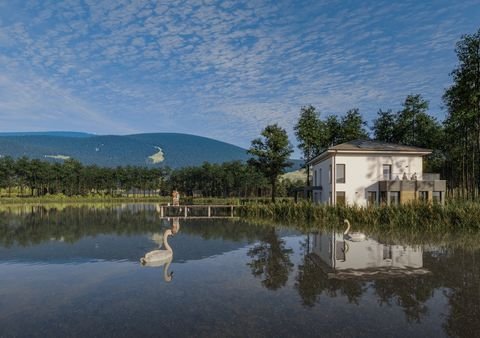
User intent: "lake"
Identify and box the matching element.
[0,204,478,337]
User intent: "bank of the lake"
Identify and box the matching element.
[2,196,480,232]
[237,201,480,231]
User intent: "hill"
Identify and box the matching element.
[0,132,301,170]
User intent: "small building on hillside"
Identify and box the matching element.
[307,139,446,206]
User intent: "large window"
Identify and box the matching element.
[419,191,429,201]
[432,191,442,203]
[380,191,387,204]
[367,191,377,205]
[383,164,392,180]
[336,164,345,183]
[336,191,346,205]
[390,191,400,205]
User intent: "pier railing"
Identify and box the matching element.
[156,205,238,218]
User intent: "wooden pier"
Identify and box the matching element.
[156,205,239,219]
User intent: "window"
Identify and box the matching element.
[383,164,392,180]
[383,246,392,260]
[432,191,442,203]
[313,170,317,186]
[380,191,387,204]
[329,165,332,184]
[419,191,429,201]
[390,191,400,205]
[336,191,346,205]
[367,191,377,205]
[335,241,346,261]
[336,164,345,183]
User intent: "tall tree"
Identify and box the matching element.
[373,109,398,143]
[294,105,324,185]
[339,108,369,143]
[248,124,293,202]
[397,94,430,146]
[443,28,480,198]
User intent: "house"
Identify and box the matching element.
[307,139,446,206]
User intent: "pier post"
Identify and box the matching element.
[184,207,188,218]
[208,206,211,217]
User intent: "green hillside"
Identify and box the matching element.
[0,132,302,169]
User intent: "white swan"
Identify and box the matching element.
[343,219,366,242]
[141,229,173,266]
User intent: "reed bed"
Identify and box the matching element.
[237,200,480,232]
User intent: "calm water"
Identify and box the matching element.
[0,205,479,337]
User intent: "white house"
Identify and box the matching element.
[307,139,446,206]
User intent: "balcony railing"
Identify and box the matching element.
[381,172,441,181]
[379,173,446,192]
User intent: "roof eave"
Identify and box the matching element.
[307,149,432,166]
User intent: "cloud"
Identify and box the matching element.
[0,0,478,152]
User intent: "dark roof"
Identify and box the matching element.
[329,139,431,153]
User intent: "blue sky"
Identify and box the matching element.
[0,0,479,153]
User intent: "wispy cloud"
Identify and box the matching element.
[0,0,478,151]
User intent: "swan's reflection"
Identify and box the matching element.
[140,218,179,283]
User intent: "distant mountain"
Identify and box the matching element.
[0,131,94,138]
[0,132,302,170]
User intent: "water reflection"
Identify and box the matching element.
[247,226,293,290]
[309,231,427,279]
[0,205,479,336]
[296,231,436,323]
[140,219,179,283]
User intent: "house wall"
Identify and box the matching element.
[311,153,424,206]
[312,157,333,204]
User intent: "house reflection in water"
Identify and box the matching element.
[308,232,429,279]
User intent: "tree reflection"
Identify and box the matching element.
[438,250,480,337]
[295,253,365,306]
[373,277,434,322]
[247,226,293,290]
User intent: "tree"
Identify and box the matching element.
[373,109,397,143]
[294,105,324,185]
[248,124,293,202]
[397,94,430,146]
[443,28,480,198]
[322,109,369,148]
[339,108,369,142]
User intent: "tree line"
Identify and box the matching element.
[0,156,302,198]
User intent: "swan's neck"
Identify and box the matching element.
[344,220,351,235]
[163,230,173,252]
[164,259,173,282]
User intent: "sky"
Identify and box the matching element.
[0,0,479,154]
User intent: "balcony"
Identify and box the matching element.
[379,173,446,193]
